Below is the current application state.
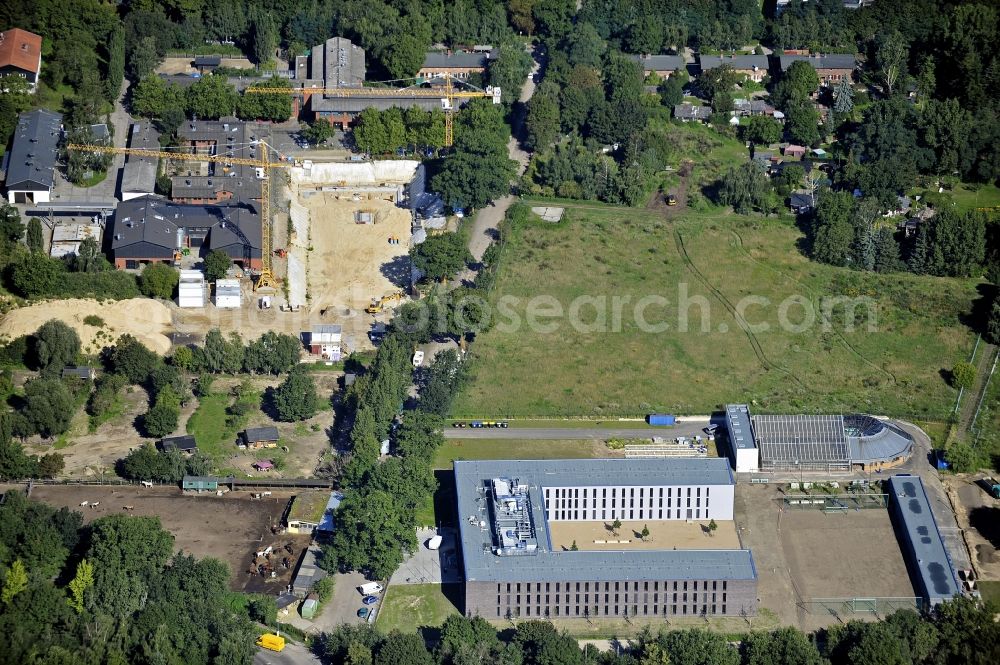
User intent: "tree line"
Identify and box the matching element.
[0,492,258,664]
[315,597,1000,665]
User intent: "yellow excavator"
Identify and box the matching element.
[365,291,405,314]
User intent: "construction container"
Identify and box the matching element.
[256,634,285,652]
[647,414,677,426]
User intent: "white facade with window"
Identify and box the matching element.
[543,483,734,522]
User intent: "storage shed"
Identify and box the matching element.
[309,324,342,360]
[241,426,280,449]
[160,435,197,454]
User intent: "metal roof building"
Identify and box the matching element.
[121,122,160,201]
[752,414,851,471]
[4,109,62,204]
[455,458,757,620]
[725,404,758,473]
[291,545,328,597]
[887,475,960,607]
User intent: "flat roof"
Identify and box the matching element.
[887,475,961,604]
[317,491,343,532]
[725,404,756,450]
[288,491,330,524]
[454,459,753,583]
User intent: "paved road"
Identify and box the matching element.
[444,422,712,440]
[253,641,321,665]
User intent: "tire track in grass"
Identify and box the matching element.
[728,229,897,385]
[673,229,807,390]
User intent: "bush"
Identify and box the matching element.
[138,263,179,300]
[952,361,976,389]
[272,367,319,422]
[143,402,180,438]
[83,315,105,327]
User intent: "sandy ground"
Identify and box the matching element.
[156,56,257,76]
[15,485,310,592]
[548,519,741,551]
[303,192,411,313]
[0,298,173,355]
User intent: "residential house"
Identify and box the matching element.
[120,122,160,201]
[62,366,96,381]
[699,54,769,83]
[673,104,712,123]
[0,28,42,92]
[752,152,779,174]
[241,426,280,449]
[778,53,856,87]
[790,190,816,214]
[783,144,806,159]
[733,99,776,117]
[3,109,61,204]
[629,54,685,79]
[885,195,912,217]
[418,49,494,80]
[160,435,198,454]
[309,324,342,360]
[108,195,262,270]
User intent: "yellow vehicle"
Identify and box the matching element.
[666,194,678,206]
[256,634,286,652]
[365,291,405,314]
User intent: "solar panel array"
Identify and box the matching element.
[752,414,849,463]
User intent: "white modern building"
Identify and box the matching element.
[540,458,735,522]
[725,404,759,473]
[177,270,205,308]
[214,278,241,308]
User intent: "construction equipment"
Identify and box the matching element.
[245,73,501,147]
[365,290,405,314]
[66,142,297,291]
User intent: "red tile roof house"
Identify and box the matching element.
[0,28,43,93]
[784,145,806,159]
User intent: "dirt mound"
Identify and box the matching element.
[0,298,173,355]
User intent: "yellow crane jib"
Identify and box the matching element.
[67,142,296,292]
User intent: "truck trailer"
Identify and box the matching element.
[647,414,677,426]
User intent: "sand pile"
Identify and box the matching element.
[0,298,174,355]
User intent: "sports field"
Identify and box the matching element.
[453,208,977,419]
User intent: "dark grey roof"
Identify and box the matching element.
[194,56,222,67]
[61,366,95,379]
[244,426,280,443]
[673,104,712,120]
[121,123,159,196]
[887,475,961,605]
[173,119,258,199]
[311,94,443,114]
[726,405,756,450]
[699,55,768,71]
[454,459,753,583]
[110,196,261,262]
[778,54,856,71]
[292,545,328,596]
[310,37,365,87]
[5,109,62,191]
[161,435,197,452]
[629,54,685,72]
[753,414,848,463]
[421,50,492,70]
[790,192,816,209]
[845,416,914,463]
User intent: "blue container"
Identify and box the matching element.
[647,414,676,426]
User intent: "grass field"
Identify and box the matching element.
[433,439,609,469]
[453,208,977,419]
[376,584,461,634]
[978,580,1000,604]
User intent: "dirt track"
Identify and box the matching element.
[18,485,311,593]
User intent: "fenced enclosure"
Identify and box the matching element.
[780,493,888,511]
[801,596,923,616]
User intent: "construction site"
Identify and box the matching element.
[285,159,422,351]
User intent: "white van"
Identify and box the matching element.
[359,582,384,595]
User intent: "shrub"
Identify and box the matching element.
[952,361,976,389]
[83,315,105,327]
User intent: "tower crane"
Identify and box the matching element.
[245,73,501,146]
[67,142,295,291]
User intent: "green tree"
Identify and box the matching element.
[26,218,44,254]
[658,75,684,108]
[718,162,775,215]
[785,98,820,147]
[186,74,238,120]
[774,61,820,107]
[833,78,854,115]
[925,209,986,278]
[952,361,977,389]
[640,524,650,542]
[0,202,25,246]
[433,100,516,209]
[86,514,174,618]
[302,119,335,145]
[525,92,560,151]
[375,631,434,665]
[418,350,466,416]
[611,518,622,536]
[986,297,1000,345]
[811,191,855,266]
[707,518,717,536]
[138,262,179,299]
[66,558,94,614]
[237,77,292,122]
[204,250,232,281]
[1,559,27,606]
[323,490,418,579]
[659,628,739,665]
[273,366,318,421]
[485,41,533,106]
[743,627,822,665]
[249,9,277,65]
[106,25,125,102]
[34,320,81,376]
[144,399,180,438]
[744,116,782,145]
[412,232,472,282]
[244,332,301,375]
[353,108,390,154]
[875,31,907,96]
[698,64,740,106]
[19,378,75,438]
[944,442,978,473]
[110,334,161,384]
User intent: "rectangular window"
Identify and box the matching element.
[712,604,717,614]
[671,604,677,614]
[683,605,687,615]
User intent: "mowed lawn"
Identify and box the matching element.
[453,208,977,419]
[376,584,461,634]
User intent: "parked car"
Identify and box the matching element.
[357,607,370,619]
[363,595,378,605]
[703,425,719,435]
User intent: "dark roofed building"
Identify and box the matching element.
[418,50,493,80]
[160,435,198,454]
[4,109,62,204]
[62,366,96,381]
[109,195,261,270]
[699,54,769,82]
[629,54,685,78]
[778,54,855,85]
[121,122,160,201]
[789,191,815,214]
[194,55,222,73]
[171,119,260,205]
[241,426,280,449]
[674,104,712,122]
[310,36,365,88]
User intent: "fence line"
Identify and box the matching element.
[972,348,999,445]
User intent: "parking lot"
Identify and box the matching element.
[390,528,462,585]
